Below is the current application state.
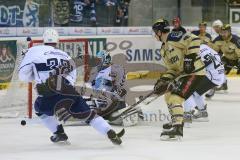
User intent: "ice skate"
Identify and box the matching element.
[160,124,183,141]
[205,88,216,99]
[162,122,172,130]
[50,125,70,144]
[183,112,192,128]
[107,129,125,145]
[192,106,209,122]
[216,82,228,92]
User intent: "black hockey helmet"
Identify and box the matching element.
[199,21,207,26]
[152,19,170,34]
[221,24,231,31]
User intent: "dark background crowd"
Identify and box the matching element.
[0,0,131,27]
[53,0,131,27]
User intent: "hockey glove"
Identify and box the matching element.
[117,88,127,97]
[184,54,196,74]
[154,77,171,95]
[113,86,127,97]
[21,49,28,57]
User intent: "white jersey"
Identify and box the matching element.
[92,64,125,92]
[200,44,225,86]
[94,66,113,91]
[18,45,76,85]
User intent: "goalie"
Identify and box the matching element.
[86,50,141,126]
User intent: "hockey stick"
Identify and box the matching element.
[108,72,195,121]
[142,95,160,105]
[108,91,155,121]
[225,65,239,70]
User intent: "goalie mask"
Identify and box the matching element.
[96,50,112,66]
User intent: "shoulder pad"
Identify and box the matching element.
[213,35,223,43]
[230,34,240,49]
[183,33,191,40]
[172,26,187,34]
[205,33,212,39]
[191,30,200,36]
[167,31,184,42]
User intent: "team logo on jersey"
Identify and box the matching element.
[171,31,184,38]
[0,41,16,82]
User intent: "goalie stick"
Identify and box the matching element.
[107,72,196,121]
[108,91,155,121]
[141,95,160,105]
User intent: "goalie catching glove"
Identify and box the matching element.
[154,77,171,95]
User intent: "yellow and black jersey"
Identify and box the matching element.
[212,34,240,60]
[160,32,205,80]
[191,30,212,45]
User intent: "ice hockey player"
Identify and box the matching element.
[205,19,223,98]
[18,29,124,145]
[212,19,223,39]
[152,19,206,140]
[171,17,186,34]
[192,21,212,45]
[184,44,225,124]
[85,50,128,125]
[207,24,240,95]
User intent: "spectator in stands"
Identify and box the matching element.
[102,0,118,6]
[53,0,70,26]
[114,0,130,26]
[229,0,240,5]
[23,0,39,27]
[69,0,97,27]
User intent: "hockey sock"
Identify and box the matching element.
[193,92,205,110]
[40,115,59,133]
[184,95,196,112]
[224,76,227,83]
[89,116,112,135]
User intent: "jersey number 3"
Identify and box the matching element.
[47,58,73,75]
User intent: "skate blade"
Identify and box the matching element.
[54,140,71,145]
[205,95,214,99]
[215,90,228,94]
[160,135,182,141]
[192,118,209,122]
[162,128,171,132]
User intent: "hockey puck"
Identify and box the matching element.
[21,120,26,126]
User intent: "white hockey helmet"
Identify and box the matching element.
[43,28,59,44]
[212,20,223,27]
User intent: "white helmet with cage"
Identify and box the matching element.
[43,28,59,44]
[212,20,223,27]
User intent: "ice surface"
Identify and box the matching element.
[0,77,240,160]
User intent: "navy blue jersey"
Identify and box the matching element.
[70,0,96,22]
